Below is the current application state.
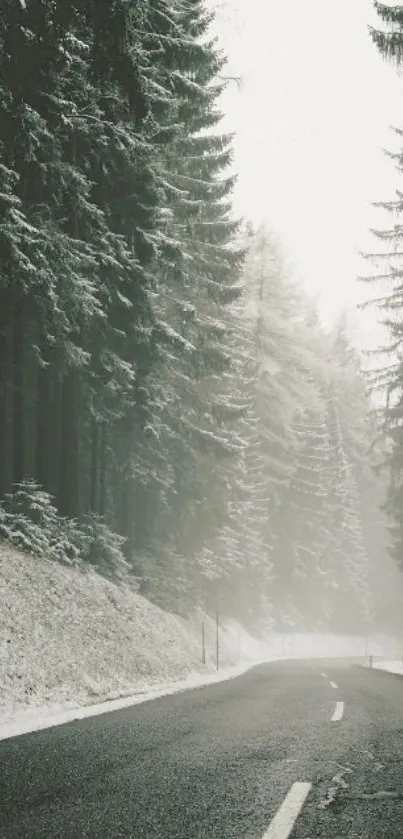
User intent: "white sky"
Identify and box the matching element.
[210,0,403,350]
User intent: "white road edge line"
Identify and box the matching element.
[329,681,338,689]
[262,781,312,839]
[331,700,344,722]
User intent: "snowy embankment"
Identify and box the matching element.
[1,540,400,741]
[372,660,403,676]
[0,541,272,740]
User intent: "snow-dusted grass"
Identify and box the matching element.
[0,541,271,739]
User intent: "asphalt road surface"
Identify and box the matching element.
[1,659,403,838]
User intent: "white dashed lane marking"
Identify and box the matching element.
[329,681,338,689]
[262,782,312,839]
[331,701,344,721]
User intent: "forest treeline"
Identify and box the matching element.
[0,0,401,634]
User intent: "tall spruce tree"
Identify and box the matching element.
[361,2,403,576]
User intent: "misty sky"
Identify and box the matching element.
[210,0,403,350]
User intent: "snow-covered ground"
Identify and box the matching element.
[0,541,274,740]
[372,659,403,676]
[0,661,269,742]
[0,539,400,742]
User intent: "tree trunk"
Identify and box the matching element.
[50,372,62,499]
[36,360,53,491]
[58,372,80,518]
[117,473,135,561]
[12,297,25,484]
[99,423,107,517]
[0,291,12,496]
[90,416,99,513]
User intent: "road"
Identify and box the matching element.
[1,659,403,838]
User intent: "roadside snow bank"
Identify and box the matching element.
[0,660,265,741]
[372,659,403,676]
[0,542,269,739]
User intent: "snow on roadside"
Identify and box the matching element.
[372,659,403,676]
[0,541,271,740]
[0,659,270,742]
[2,539,399,742]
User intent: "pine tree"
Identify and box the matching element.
[370,3,403,61]
[359,1,403,581]
[123,0,245,581]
